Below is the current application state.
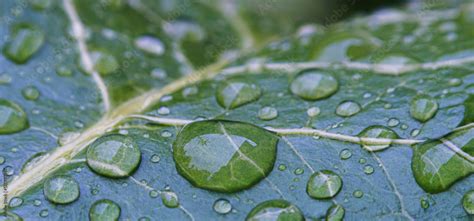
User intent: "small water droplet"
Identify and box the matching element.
[339,149,352,160]
[410,95,438,122]
[363,165,374,175]
[420,197,430,209]
[86,134,141,178]
[150,154,160,163]
[306,170,342,199]
[3,166,14,176]
[448,78,462,86]
[0,156,5,165]
[216,81,262,109]
[58,132,81,146]
[9,197,23,208]
[21,86,40,101]
[33,199,42,206]
[150,68,167,79]
[353,190,364,198]
[89,199,121,221]
[182,86,198,97]
[87,50,119,75]
[43,175,80,204]
[213,199,232,214]
[336,101,361,117]
[358,158,367,164]
[294,168,304,175]
[387,118,400,127]
[246,200,304,221]
[258,107,278,121]
[134,36,165,56]
[0,99,29,134]
[290,69,338,100]
[0,74,12,85]
[161,130,172,138]
[149,190,159,198]
[3,23,45,63]
[278,164,287,171]
[21,152,47,173]
[161,191,179,208]
[411,129,420,137]
[463,190,474,215]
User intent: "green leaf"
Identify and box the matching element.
[1,0,474,220]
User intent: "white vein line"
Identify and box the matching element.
[371,153,415,221]
[220,55,474,76]
[63,0,111,111]
[282,137,315,173]
[179,206,196,221]
[440,138,474,163]
[128,115,193,126]
[219,122,284,198]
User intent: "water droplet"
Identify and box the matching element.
[86,134,141,178]
[182,86,198,97]
[410,95,438,122]
[150,154,160,163]
[216,81,262,109]
[0,74,12,85]
[0,156,5,165]
[363,165,374,175]
[134,36,165,56]
[420,197,430,209]
[58,132,81,146]
[21,86,40,101]
[89,199,121,221]
[43,175,80,204]
[358,126,398,151]
[39,209,49,217]
[246,200,304,221]
[149,190,159,198]
[150,68,167,79]
[8,197,23,208]
[0,99,29,134]
[339,149,352,160]
[290,69,338,100]
[33,199,42,206]
[353,190,364,198]
[88,50,119,75]
[138,217,151,221]
[30,0,53,10]
[336,101,361,117]
[0,211,23,220]
[161,130,172,138]
[161,191,179,208]
[448,78,462,86]
[3,23,44,63]
[3,166,14,176]
[173,120,278,192]
[294,168,304,175]
[55,66,72,77]
[258,107,278,121]
[387,118,400,127]
[463,190,474,215]
[278,164,287,171]
[21,152,47,173]
[411,129,420,137]
[213,199,232,214]
[307,107,321,117]
[326,204,345,221]
[358,158,366,164]
[158,107,170,115]
[306,170,343,199]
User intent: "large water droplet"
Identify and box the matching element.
[0,210,22,221]
[213,198,232,214]
[306,170,342,199]
[134,36,165,56]
[245,200,304,221]
[86,134,141,178]
[173,120,278,192]
[0,99,29,134]
[3,23,44,64]
[410,95,438,122]
[89,199,121,221]
[258,107,278,121]
[326,204,345,221]
[88,51,119,75]
[216,81,262,109]
[336,101,361,117]
[21,152,47,173]
[161,191,179,208]
[43,175,80,204]
[358,126,398,151]
[463,190,474,215]
[290,69,338,100]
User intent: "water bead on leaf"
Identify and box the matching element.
[0,99,29,135]
[43,175,80,204]
[216,81,262,109]
[3,23,45,64]
[89,199,121,221]
[245,200,304,221]
[410,95,438,122]
[290,69,338,100]
[306,170,343,199]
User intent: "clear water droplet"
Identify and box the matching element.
[0,74,12,85]
[353,190,364,198]
[149,190,159,198]
[0,99,29,134]
[3,166,14,176]
[306,170,342,199]
[246,200,304,221]
[43,175,80,204]
[21,152,47,173]
[358,126,398,151]
[0,156,5,165]
[258,107,278,121]
[39,209,49,217]
[8,197,23,208]
[213,199,232,214]
[3,23,45,63]
[86,134,141,178]
[134,36,165,56]
[158,107,170,115]
[278,164,287,171]
[463,190,474,215]
[358,158,367,164]
[150,68,167,79]
[420,197,430,209]
[33,199,42,206]
[448,78,462,86]
[89,199,121,221]
[173,120,278,192]
[21,86,40,101]
[411,129,420,137]
[150,154,160,163]
[307,107,321,117]
[336,101,361,117]
[326,204,345,221]
[290,69,338,100]
[182,86,198,97]
[387,118,400,127]
[88,50,119,75]
[363,165,374,175]
[339,149,352,160]
[410,95,438,122]
[294,168,304,175]
[161,130,172,138]
[216,81,262,109]
[161,191,179,208]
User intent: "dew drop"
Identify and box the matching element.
[290,69,338,100]
[86,134,141,178]
[278,164,287,171]
[0,211,23,221]
[89,199,121,221]
[411,129,420,137]
[33,199,42,206]
[358,158,367,164]
[353,190,364,198]
[307,107,321,117]
[0,74,12,85]
[336,101,361,117]
[3,23,44,64]
[358,126,398,151]
[43,175,80,204]
[30,0,53,10]
[173,120,278,192]
[0,99,29,134]
[134,36,165,56]
[161,191,179,208]
[150,154,160,163]
[339,149,352,160]
[216,81,262,109]
[448,78,462,87]
[158,107,170,115]
[88,50,119,75]
[149,190,159,198]
[8,197,23,208]
[294,168,304,175]
[213,199,232,214]
[3,166,14,176]
[161,130,172,138]
[21,152,47,173]
[39,209,49,218]
[58,132,81,146]
[150,68,167,79]
[245,200,304,221]
[21,86,40,101]
[387,118,400,127]
[258,107,278,121]
[410,95,438,122]
[420,197,430,209]
[56,66,72,77]
[326,204,345,221]
[463,190,474,215]
[363,165,374,175]
[306,170,342,199]
[182,86,198,97]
